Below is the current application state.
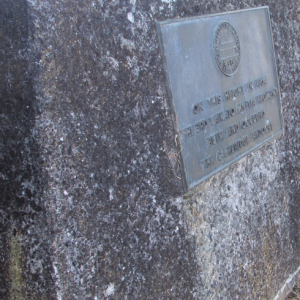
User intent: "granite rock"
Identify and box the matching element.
[1,0,300,299]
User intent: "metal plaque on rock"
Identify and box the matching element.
[156,7,283,190]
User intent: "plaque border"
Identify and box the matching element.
[156,6,284,191]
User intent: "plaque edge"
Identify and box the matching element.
[157,6,270,28]
[156,21,190,191]
[266,6,285,138]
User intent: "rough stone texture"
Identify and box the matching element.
[1,0,300,299]
[0,1,56,299]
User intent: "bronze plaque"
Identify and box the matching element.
[156,7,283,190]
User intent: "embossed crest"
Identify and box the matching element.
[214,22,240,76]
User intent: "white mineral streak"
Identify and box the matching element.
[104,283,115,297]
[127,12,134,23]
[273,265,300,300]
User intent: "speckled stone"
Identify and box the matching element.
[1,0,300,299]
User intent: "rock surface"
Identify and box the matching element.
[1,0,300,299]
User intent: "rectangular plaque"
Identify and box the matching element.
[156,7,283,190]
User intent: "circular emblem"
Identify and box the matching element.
[214,22,240,76]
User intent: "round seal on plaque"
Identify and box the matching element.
[214,22,240,76]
